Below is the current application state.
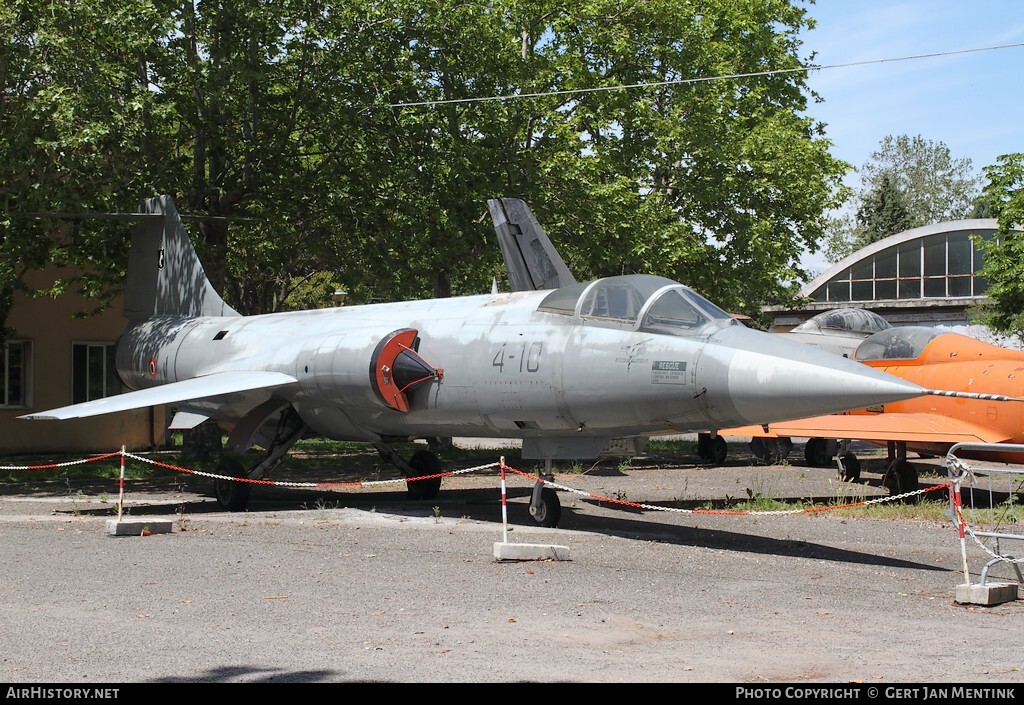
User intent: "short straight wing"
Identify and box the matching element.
[721,412,1013,445]
[18,371,297,421]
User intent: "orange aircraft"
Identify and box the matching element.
[722,325,1024,495]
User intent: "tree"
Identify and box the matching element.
[826,134,981,262]
[972,154,1024,337]
[3,0,847,331]
[855,172,915,244]
[1,0,171,337]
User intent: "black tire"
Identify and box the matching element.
[426,436,454,452]
[838,453,861,482]
[531,487,561,528]
[711,436,727,464]
[698,436,728,465]
[778,437,794,461]
[214,457,251,512]
[749,437,792,465]
[406,449,443,500]
[804,438,834,467]
[883,460,919,500]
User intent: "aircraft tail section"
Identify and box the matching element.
[488,198,577,291]
[123,195,239,321]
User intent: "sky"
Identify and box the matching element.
[793,0,1024,277]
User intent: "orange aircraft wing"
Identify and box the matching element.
[720,413,1013,445]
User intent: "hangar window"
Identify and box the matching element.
[807,227,1003,305]
[72,343,121,404]
[1,341,31,408]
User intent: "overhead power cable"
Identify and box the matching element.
[384,42,1024,108]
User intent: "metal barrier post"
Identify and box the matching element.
[117,446,126,522]
[945,442,1024,605]
[499,456,509,544]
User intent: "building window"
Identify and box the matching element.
[809,229,999,303]
[2,341,31,408]
[72,343,120,404]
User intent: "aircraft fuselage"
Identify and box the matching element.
[114,285,925,457]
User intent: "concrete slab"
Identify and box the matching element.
[954,581,1019,606]
[493,541,570,562]
[105,517,174,537]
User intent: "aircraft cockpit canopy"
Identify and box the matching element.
[855,326,943,362]
[538,274,737,335]
[791,308,891,336]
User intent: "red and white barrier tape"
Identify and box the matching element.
[497,460,951,517]
[0,451,121,471]
[2,448,956,522]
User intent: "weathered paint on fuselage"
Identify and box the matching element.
[114,285,926,448]
[116,290,705,440]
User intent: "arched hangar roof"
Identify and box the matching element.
[800,219,1003,304]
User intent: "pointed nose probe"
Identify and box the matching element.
[721,336,924,425]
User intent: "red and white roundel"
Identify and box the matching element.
[148,357,157,378]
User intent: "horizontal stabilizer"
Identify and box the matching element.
[168,410,212,430]
[18,371,297,421]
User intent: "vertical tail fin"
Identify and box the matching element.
[123,195,239,321]
[488,198,577,292]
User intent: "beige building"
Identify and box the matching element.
[1,267,165,455]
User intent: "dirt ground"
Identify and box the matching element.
[1,437,1022,684]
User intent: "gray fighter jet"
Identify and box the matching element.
[21,196,926,525]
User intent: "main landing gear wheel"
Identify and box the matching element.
[838,453,861,482]
[883,460,919,500]
[530,486,561,528]
[804,438,836,467]
[697,435,727,465]
[214,457,251,512]
[406,449,443,501]
[749,437,793,465]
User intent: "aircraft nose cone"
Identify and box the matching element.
[711,329,923,425]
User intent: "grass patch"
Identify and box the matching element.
[0,437,525,486]
[0,451,172,484]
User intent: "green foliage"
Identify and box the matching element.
[826,134,981,263]
[971,153,1024,337]
[860,135,981,225]
[852,173,915,247]
[3,0,848,324]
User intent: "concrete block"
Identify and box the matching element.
[955,582,1019,606]
[493,542,571,562]
[105,517,174,537]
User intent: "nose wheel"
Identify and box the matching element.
[527,460,562,527]
[530,483,561,527]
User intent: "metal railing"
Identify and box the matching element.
[944,443,1024,587]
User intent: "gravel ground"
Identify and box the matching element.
[1,439,1022,684]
